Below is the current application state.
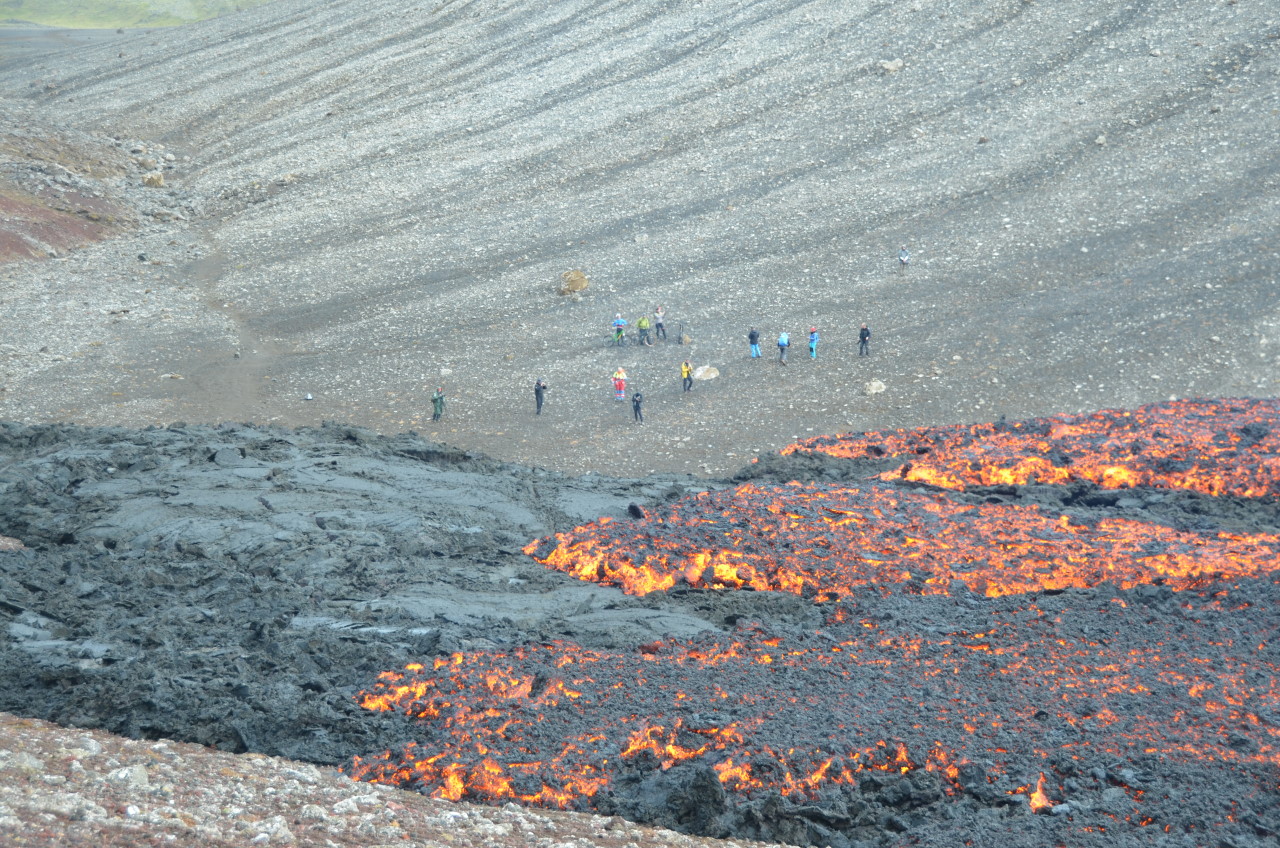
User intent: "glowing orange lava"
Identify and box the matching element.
[523,482,1280,598]
[783,398,1280,498]
[346,634,963,807]
[351,399,1280,837]
[347,612,1280,814]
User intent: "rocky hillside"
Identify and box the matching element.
[0,0,1275,477]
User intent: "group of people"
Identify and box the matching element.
[430,295,883,424]
[427,246,910,424]
[612,305,668,346]
[751,323,871,363]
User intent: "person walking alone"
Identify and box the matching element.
[777,330,790,364]
[808,327,819,359]
[898,245,911,270]
[654,305,667,341]
[632,390,644,423]
[431,386,446,422]
[748,327,761,358]
[612,366,628,401]
[534,378,548,415]
[681,360,694,392]
[859,323,871,356]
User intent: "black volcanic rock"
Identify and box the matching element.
[2,418,1278,848]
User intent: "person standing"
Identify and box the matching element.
[636,314,652,346]
[681,360,694,392]
[898,245,911,269]
[431,386,446,422]
[611,313,628,346]
[859,323,871,356]
[777,330,790,364]
[612,366,628,400]
[534,378,548,415]
[654,305,667,341]
[808,327,819,359]
[748,327,761,358]
[631,390,644,423]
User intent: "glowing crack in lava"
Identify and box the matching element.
[783,398,1280,497]
[523,482,1280,598]
[347,631,961,808]
[347,609,1280,831]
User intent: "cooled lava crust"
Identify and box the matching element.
[351,398,1280,847]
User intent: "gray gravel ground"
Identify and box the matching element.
[1,0,1277,478]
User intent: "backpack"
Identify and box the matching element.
[779,332,789,346]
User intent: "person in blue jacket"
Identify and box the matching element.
[777,331,790,364]
[808,327,819,359]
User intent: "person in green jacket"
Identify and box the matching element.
[431,387,446,422]
[636,314,653,346]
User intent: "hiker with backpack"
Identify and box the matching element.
[777,331,790,364]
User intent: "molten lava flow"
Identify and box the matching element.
[346,633,963,808]
[352,399,1280,837]
[348,610,1280,819]
[1029,772,1052,813]
[783,398,1280,498]
[523,482,1280,598]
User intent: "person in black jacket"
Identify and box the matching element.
[632,391,644,423]
[534,378,547,414]
[748,327,761,358]
[859,323,872,356]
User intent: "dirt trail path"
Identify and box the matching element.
[176,244,291,424]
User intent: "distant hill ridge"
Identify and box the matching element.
[0,0,274,28]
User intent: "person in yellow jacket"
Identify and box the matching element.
[636,314,653,346]
[681,360,693,392]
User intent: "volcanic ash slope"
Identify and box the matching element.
[0,0,1277,476]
